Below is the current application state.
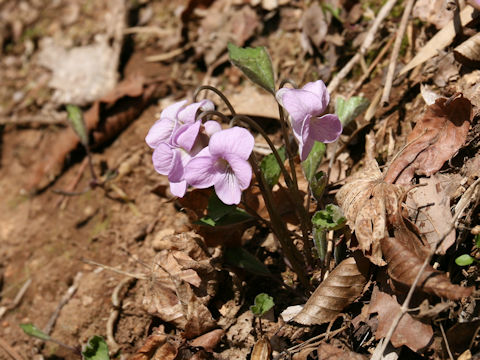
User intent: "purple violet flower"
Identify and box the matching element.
[145,99,214,149]
[145,99,215,197]
[185,127,254,205]
[276,80,342,161]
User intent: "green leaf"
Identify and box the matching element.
[228,43,275,94]
[225,247,271,276]
[66,104,89,147]
[260,147,286,188]
[335,96,369,126]
[195,192,252,227]
[250,293,274,317]
[82,336,110,360]
[312,227,327,261]
[207,191,237,221]
[20,323,51,341]
[312,204,346,231]
[322,3,343,23]
[310,171,327,202]
[301,141,326,183]
[475,234,480,248]
[455,254,475,266]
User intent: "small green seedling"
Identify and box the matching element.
[251,293,275,317]
[20,323,109,359]
[455,254,476,266]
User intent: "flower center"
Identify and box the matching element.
[214,158,231,174]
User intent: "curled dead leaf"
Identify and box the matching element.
[250,336,272,360]
[336,133,403,265]
[384,94,472,185]
[293,256,368,325]
[381,236,473,300]
[129,333,181,360]
[454,32,480,68]
[368,287,433,351]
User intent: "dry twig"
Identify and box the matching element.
[327,0,398,94]
[380,0,415,106]
[0,279,31,320]
[0,338,24,360]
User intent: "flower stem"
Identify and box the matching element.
[194,85,236,115]
[249,153,309,289]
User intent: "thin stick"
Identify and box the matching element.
[0,338,24,360]
[81,259,148,280]
[381,0,415,106]
[106,277,134,355]
[327,0,398,94]
[349,35,395,97]
[0,278,31,319]
[440,322,454,360]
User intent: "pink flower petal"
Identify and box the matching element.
[214,172,242,205]
[277,88,326,126]
[177,100,214,124]
[299,136,315,161]
[145,118,175,148]
[174,121,202,151]
[204,120,222,137]
[309,114,342,143]
[168,149,185,183]
[170,180,187,197]
[184,152,217,188]
[209,127,254,160]
[224,154,252,190]
[302,80,329,111]
[160,100,187,120]
[152,143,174,175]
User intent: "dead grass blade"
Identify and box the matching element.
[380,236,473,300]
[399,5,477,75]
[384,94,472,185]
[454,32,480,68]
[293,257,368,325]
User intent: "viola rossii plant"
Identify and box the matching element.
[146,44,366,286]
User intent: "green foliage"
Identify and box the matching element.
[66,104,89,147]
[250,293,275,317]
[475,234,480,248]
[455,254,475,266]
[313,226,327,260]
[310,171,327,202]
[260,147,286,188]
[335,96,369,126]
[225,247,271,276]
[322,3,342,22]
[302,141,326,182]
[227,43,275,94]
[312,204,346,231]
[20,323,51,341]
[82,336,110,360]
[195,192,252,227]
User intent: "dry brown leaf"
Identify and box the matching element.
[381,236,473,300]
[250,337,272,360]
[189,329,224,352]
[412,0,453,29]
[446,320,480,356]
[195,1,259,66]
[384,94,472,185]
[293,257,368,325]
[129,333,181,360]
[301,2,328,54]
[143,233,219,337]
[368,287,433,351]
[316,343,368,360]
[455,32,480,68]
[336,133,403,265]
[406,175,455,254]
[400,5,476,75]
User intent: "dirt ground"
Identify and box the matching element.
[1,0,480,359]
